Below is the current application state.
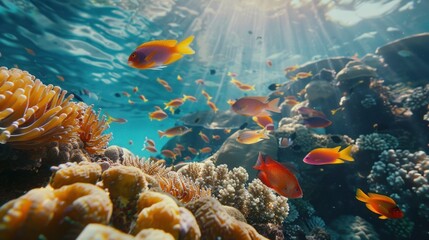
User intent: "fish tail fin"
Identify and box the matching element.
[158,130,165,138]
[253,152,265,170]
[339,145,354,161]
[182,94,188,101]
[265,98,281,113]
[356,188,369,203]
[176,35,195,55]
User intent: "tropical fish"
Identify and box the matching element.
[252,116,273,129]
[356,188,404,219]
[148,106,168,121]
[129,140,133,145]
[253,153,303,198]
[291,71,312,81]
[161,149,177,160]
[143,145,157,153]
[297,107,327,118]
[199,147,212,154]
[122,91,131,97]
[128,35,195,70]
[284,96,300,107]
[278,137,293,148]
[25,47,36,56]
[157,77,169,86]
[195,79,205,85]
[105,113,127,124]
[236,83,255,91]
[266,59,272,67]
[164,98,184,109]
[268,83,282,91]
[232,96,280,117]
[139,95,149,102]
[158,126,192,138]
[175,143,185,151]
[227,72,238,77]
[133,86,139,93]
[128,99,135,105]
[56,75,65,82]
[188,146,199,155]
[199,131,210,143]
[201,90,212,100]
[227,99,236,106]
[303,146,354,165]
[212,135,221,140]
[207,100,218,112]
[236,128,270,144]
[183,94,197,102]
[177,75,183,81]
[303,116,332,128]
[284,65,299,73]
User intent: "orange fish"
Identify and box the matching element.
[161,149,177,160]
[133,86,139,93]
[284,65,299,73]
[356,188,404,219]
[230,78,243,87]
[145,137,156,147]
[187,146,199,155]
[212,135,221,140]
[143,145,157,153]
[105,113,127,124]
[236,128,270,144]
[232,96,280,117]
[157,78,169,86]
[128,35,195,70]
[207,100,218,113]
[195,79,205,85]
[303,146,354,165]
[199,147,212,153]
[291,71,312,81]
[201,90,212,101]
[199,131,210,143]
[148,106,168,121]
[284,96,299,107]
[177,75,183,81]
[56,75,65,82]
[175,143,185,151]
[122,91,131,97]
[237,83,255,91]
[173,148,182,156]
[158,126,192,138]
[128,99,135,105]
[252,116,273,129]
[227,99,236,106]
[139,95,149,102]
[254,153,303,198]
[183,156,192,161]
[224,128,232,134]
[164,98,184,109]
[183,94,197,102]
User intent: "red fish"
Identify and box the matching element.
[356,188,404,219]
[232,96,280,117]
[253,153,303,198]
[303,146,354,165]
[128,35,195,70]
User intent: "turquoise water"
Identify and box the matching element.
[1,0,428,155]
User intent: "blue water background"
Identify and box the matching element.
[0,0,428,156]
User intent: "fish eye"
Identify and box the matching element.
[131,53,137,58]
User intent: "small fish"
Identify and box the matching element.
[284,65,299,73]
[278,137,293,148]
[69,91,84,102]
[157,78,169,86]
[266,59,272,67]
[232,96,280,117]
[236,83,255,91]
[122,91,131,97]
[236,128,270,144]
[199,131,210,143]
[158,126,192,138]
[133,86,139,93]
[210,69,216,75]
[227,72,238,77]
[201,90,212,100]
[224,128,232,134]
[207,100,218,112]
[56,75,65,82]
[177,75,183,81]
[173,147,182,156]
[163,84,173,92]
[128,99,135,105]
[302,116,332,128]
[194,118,200,123]
[253,153,303,198]
[199,147,212,154]
[268,83,282,91]
[356,188,404,219]
[183,156,192,161]
[175,143,185,151]
[303,146,354,165]
[129,140,133,145]
[284,96,300,107]
[227,99,236,106]
[144,137,155,147]
[212,135,221,140]
[252,116,273,129]
[139,95,149,102]
[331,107,344,115]
[143,145,157,153]
[188,146,199,155]
[25,47,36,56]
[183,94,197,102]
[161,149,177,160]
[290,71,312,81]
[105,113,128,124]
[195,79,205,85]
[148,106,168,121]
[164,98,184,109]
[128,35,195,70]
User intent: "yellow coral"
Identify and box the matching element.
[135,228,175,240]
[77,103,111,154]
[0,187,57,239]
[186,197,269,240]
[50,162,102,189]
[77,224,135,240]
[0,67,80,148]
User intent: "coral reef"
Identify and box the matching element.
[50,162,102,189]
[335,61,377,92]
[178,160,289,225]
[367,149,429,221]
[329,215,379,240]
[356,133,399,151]
[383,217,414,240]
[403,84,429,110]
[186,196,269,240]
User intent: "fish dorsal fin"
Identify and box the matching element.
[138,39,178,49]
[264,155,279,166]
[339,145,354,161]
[332,146,342,152]
[368,193,396,204]
[258,171,274,188]
[379,215,388,219]
[155,106,162,111]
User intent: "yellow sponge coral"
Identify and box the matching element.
[50,162,102,189]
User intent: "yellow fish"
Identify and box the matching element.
[236,128,270,144]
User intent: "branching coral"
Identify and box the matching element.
[0,67,80,148]
[356,133,399,151]
[367,149,429,221]
[157,172,211,203]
